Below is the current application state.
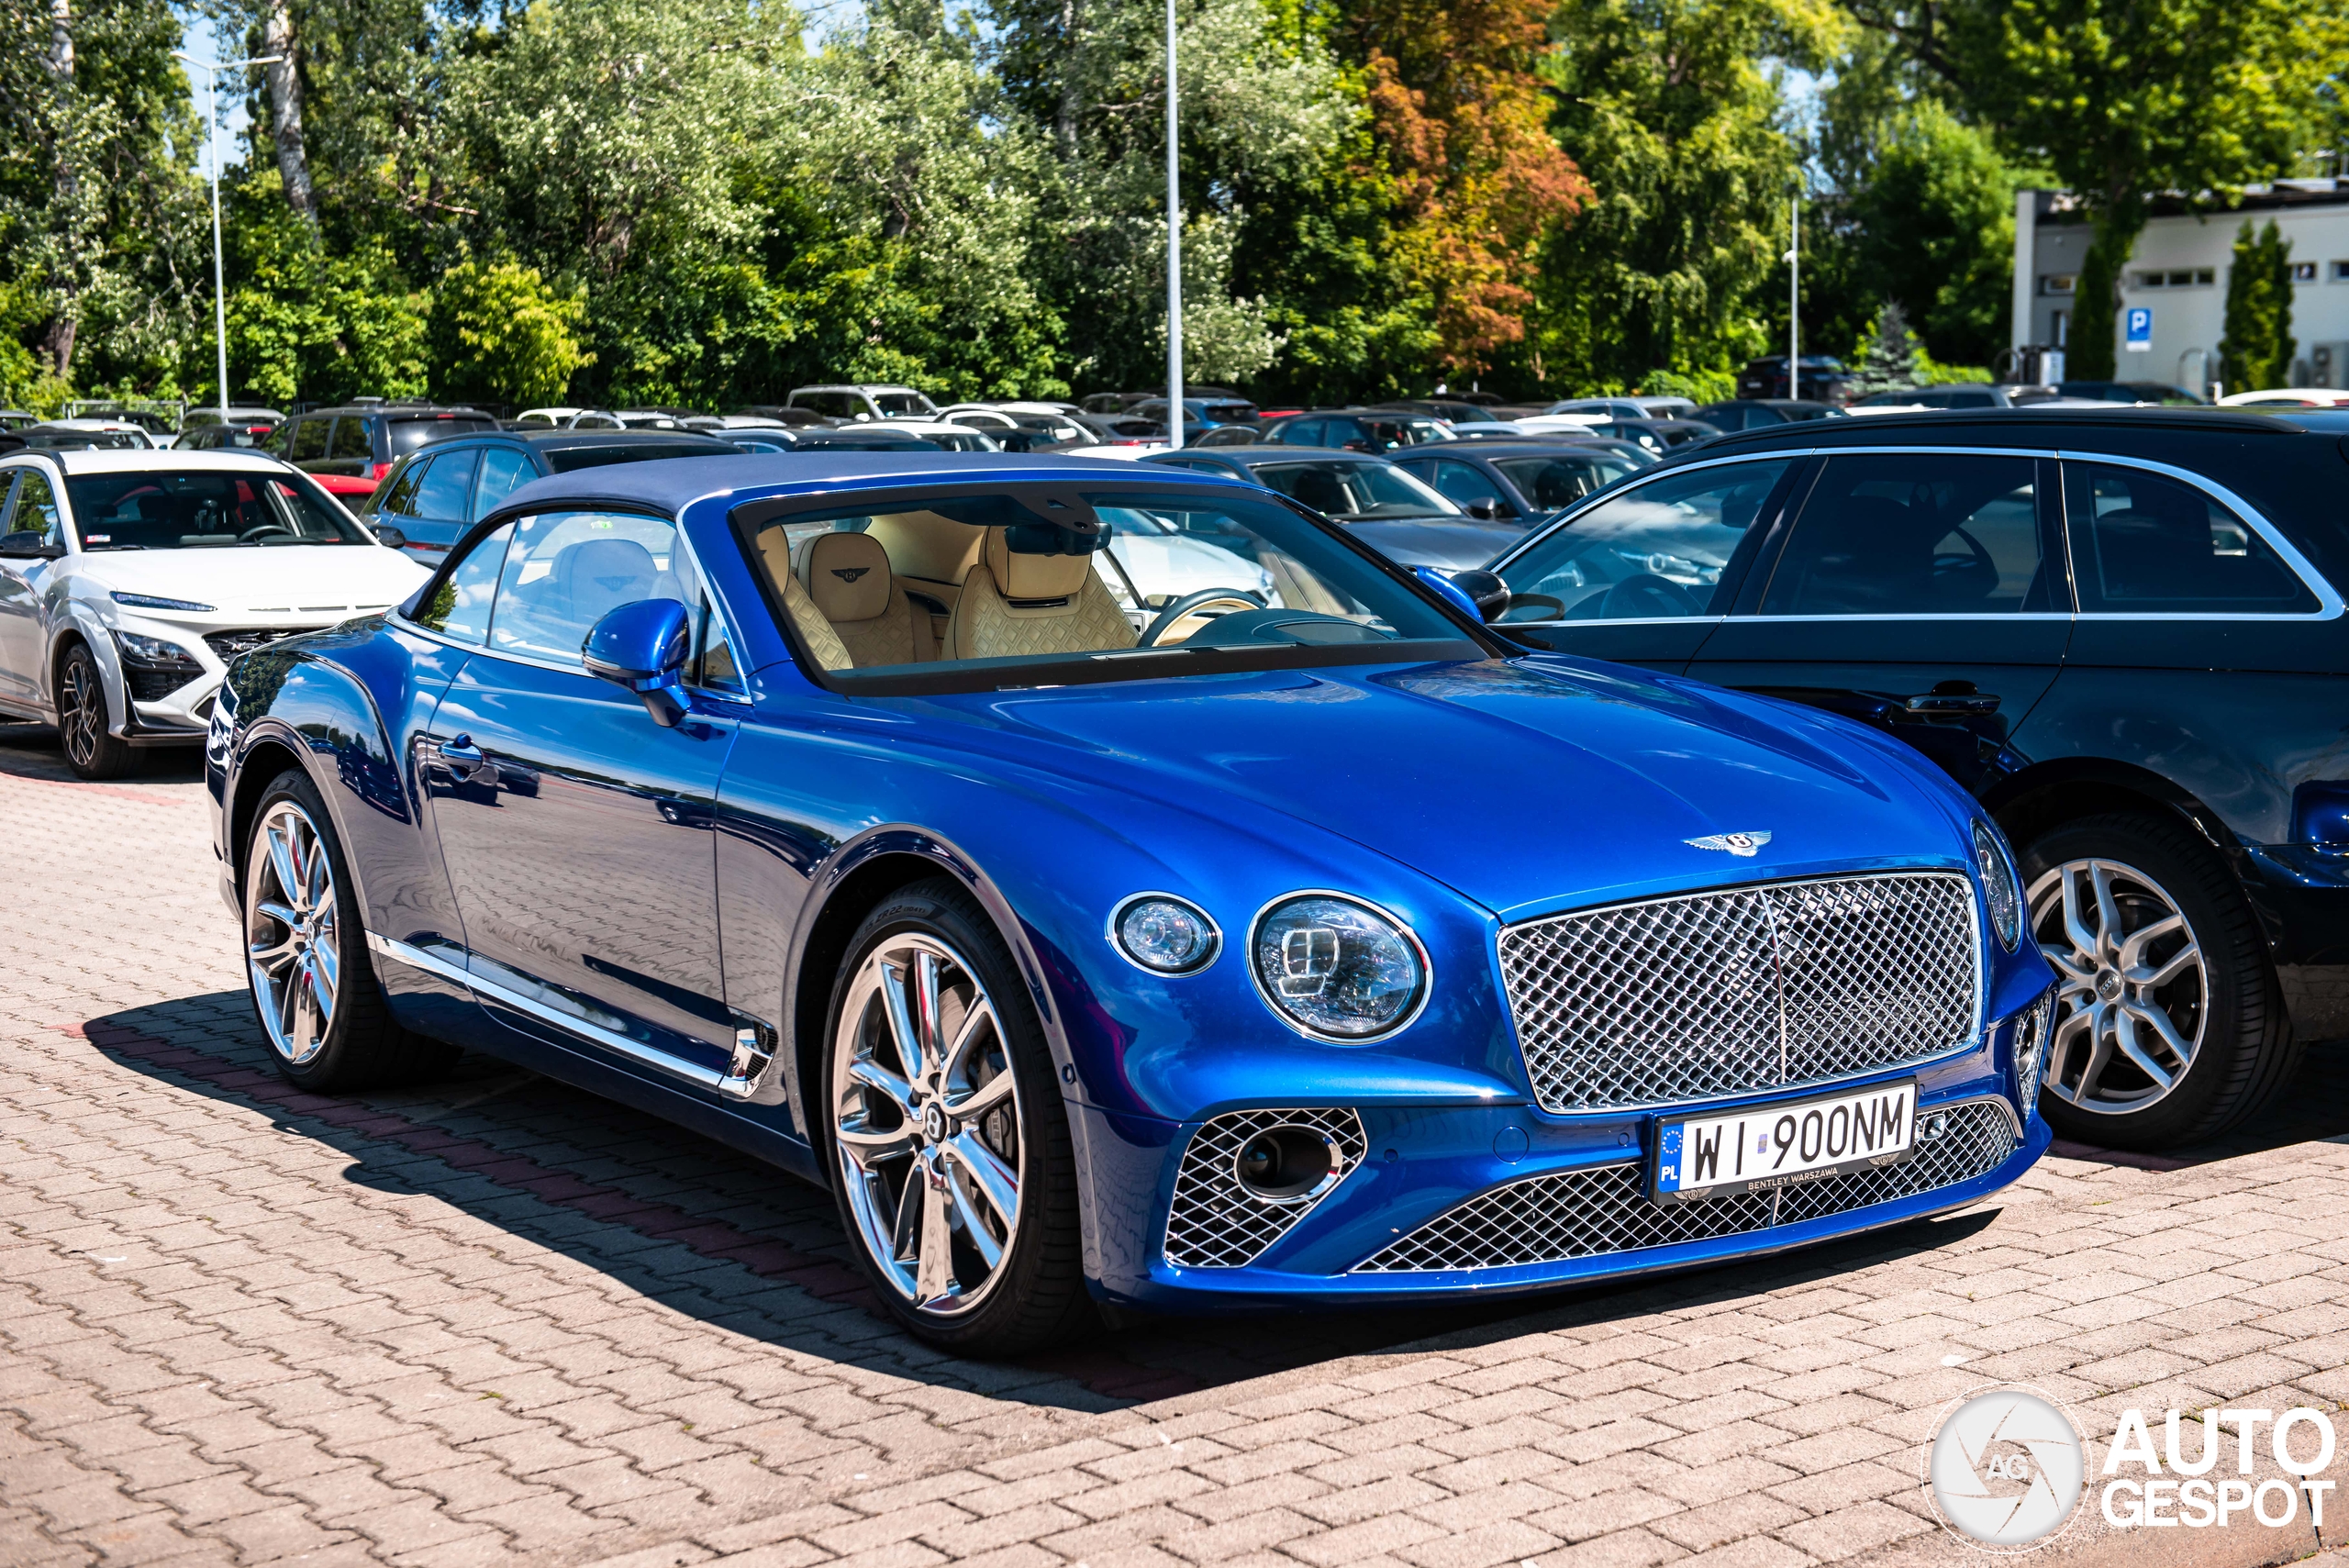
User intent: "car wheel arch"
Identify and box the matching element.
[227,731,311,895]
[1986,759,2242,864]
[784,827,1074,1181]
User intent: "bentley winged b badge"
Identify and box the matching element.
[1686,830,1772,857]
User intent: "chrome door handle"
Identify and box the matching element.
[439,734,498,784]
[1902,693,2000,715]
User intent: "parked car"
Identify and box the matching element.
[794,423,997,453]
[207,449,2051,1353]
[180,406,284,445]
[1572,417,1720,454]
[1147,446,1521,570]
[1689,399,1850,432]
[367,429,742,563]
[1736,355,1856,404]
[2216,388,2349,410]
[1370,399,1510,426]
[682,416,799,454]
[1259,409,1457,452]
[0,410,37,431]
[2056,381,2207,406]
[0,421,155,452]
[939,406,1100,450]
[1482,405,2349,1151]
[1543,395,1700,420]
[268,404,500,487]
[1128,395,1260,429]
[0,449,425,778]
[1850,384,2031,412]
[730,406,836,428]
[177,418,283,451]
[1387,440,1645,525]
[786,384,941,422]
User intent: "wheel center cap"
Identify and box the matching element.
[2096,969,2122,1001]
[922,1102,949,1143]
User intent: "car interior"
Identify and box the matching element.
[741,489,1461,678]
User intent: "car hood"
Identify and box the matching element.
[923,653,1966,919]
[73,545,427,614]
[1343,517,1528,572]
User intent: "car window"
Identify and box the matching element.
[1496,460,1792,622]
[486,511,685,667]
[1419,459,1508,513]
[872,391,930,416]
[1275,419,1324,446]
[2065,463,2317,613]
[411,523,511,644]
[61,470,368,550]
[695,590,744,694]
[6,472,62,548]
[414,449,477,522]
[377,459,426,519]
[290,418,328,461]
[1254,462,1459,518]
[325,417,369,460]
[388,416,495,455]
[1762,454,2047,616]
[1491,453,1639,510]
[473,446,534,519]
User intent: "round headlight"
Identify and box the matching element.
[1111,895,1219,974]
[1972,818,2022,952]
[1251,894,1429,1040]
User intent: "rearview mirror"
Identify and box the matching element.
[582,598,692,727]
[1445,569,1512,622]
[0,531,63,561]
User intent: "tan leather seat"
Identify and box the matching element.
[796,532,936,667]
[944,528,1138,661]
[754,529,853,671]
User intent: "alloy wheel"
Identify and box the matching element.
[2028,857,2207,1114]
[245,800,341,1067]
[831,933,1022,1317]
[59,651,104,772]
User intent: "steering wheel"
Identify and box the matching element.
[1141,588,1265,647]
[1497,592,1567,623]
[239,523,295,543]
[1596,573,1699,619]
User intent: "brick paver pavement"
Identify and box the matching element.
[6,722,2349,1568]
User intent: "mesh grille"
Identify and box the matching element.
[1355,1098,2015,1273]
[1163,1108,1366,1269]
[204,628,305,663]
[1499,873,1979,1113]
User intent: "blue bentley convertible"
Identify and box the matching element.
[207,453,2054,1354]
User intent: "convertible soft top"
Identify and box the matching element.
[492,450,1246,520]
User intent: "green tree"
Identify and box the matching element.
[221,172,429,403]
[1847,299,1920,393]
[1845,0,2346,379]
[2217,219,2296,395]
[430,257,590,405]
[1531,0,1844,392]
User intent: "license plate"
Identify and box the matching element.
[1652,1080,1917,1204]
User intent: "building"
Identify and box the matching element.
[2010,181,2349,394]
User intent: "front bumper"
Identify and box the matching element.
[1073,1004,2051,1310]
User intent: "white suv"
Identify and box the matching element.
[0,450,426,777]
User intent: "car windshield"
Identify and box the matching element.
[743,486,1473,692]
[1491,452,1642,509]
[63,469,368,549]
[1494,460,1792,628]
[1253,462,1461,519]
[28,430,148,450]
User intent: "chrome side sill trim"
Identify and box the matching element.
[365,930,727,1091]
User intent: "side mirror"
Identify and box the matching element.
[0,531,63,561]
[1445,569,1512,622]
[582,598,693,727]
[1412,566,1483,622]
[1463,500,1503,520]
[370,524,407,550]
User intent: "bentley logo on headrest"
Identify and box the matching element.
[830,566,871,583]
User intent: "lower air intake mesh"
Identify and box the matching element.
[1163,1107,1366,1269]
[1353,1098,2015,1273]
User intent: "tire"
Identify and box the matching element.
[56,641,137,780]
[2021,811,2296,1150]
[241,768,460,1091]
[822,878,1095,1354]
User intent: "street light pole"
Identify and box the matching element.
[1787,195,1799,400]
[173,50,280,418]
[1163,0,1183,450]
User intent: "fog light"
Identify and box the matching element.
[1233,1125,1340,1203]
[1110,894,1219,974]
[2014,992,2054,1110]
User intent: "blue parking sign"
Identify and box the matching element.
[2125,306,2153,350]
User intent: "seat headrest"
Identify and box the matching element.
[797,531,893,622]
[984,527,1093,600]
[556,537,659,619]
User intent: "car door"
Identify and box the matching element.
[405,447,478,556]
[0,469,33,704]
[1487,456,1804,672]
[318,416,373,478]
[423,506,742,1085]
[1687,450,2071,795]
[287,416,330,472]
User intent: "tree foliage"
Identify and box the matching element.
[2217,219,2296,395]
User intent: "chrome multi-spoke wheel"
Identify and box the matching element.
[831,932,1023,1318]
[56,644,131,778]
[245,799,342,1067]
[2030,856,2206,1115]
